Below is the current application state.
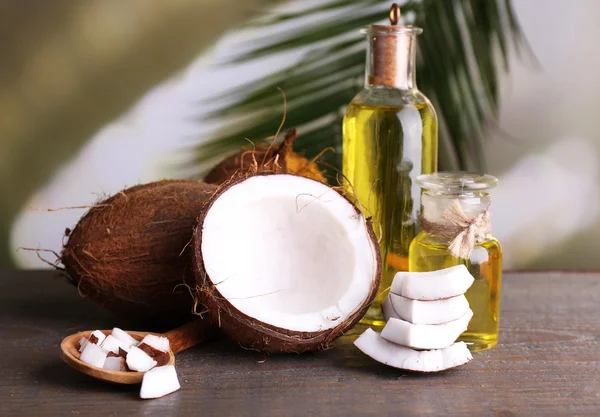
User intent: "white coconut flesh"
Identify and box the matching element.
[90,330,106,345]
[126,346,157,372]
[140,334,170,353]
[382,293,470,325]
[354,328,472,372]
[78,336,89,353]
[390,265,474,301]
[101,335,130,354]
[80,342,108,368]
[140,365,180,399]
[110,327,138,348]
[103,356,125,371]
[201,175,378,333]
[381,308,474,350]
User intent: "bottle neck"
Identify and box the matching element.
[366,31,417,90]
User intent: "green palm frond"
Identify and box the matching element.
[195,0,525,174]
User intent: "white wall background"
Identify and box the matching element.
[11,0,600,270]
[486,0,600,269]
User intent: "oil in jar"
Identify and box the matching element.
[409,234,502,351]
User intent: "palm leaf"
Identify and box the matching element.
[194,0,525,174]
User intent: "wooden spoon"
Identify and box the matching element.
[60,318,214,384]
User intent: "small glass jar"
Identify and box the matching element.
[408,172,502,351]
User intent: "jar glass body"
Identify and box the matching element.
[408,175,502,351]
[343,27,438,326]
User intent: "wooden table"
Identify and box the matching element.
[1,270,599,416]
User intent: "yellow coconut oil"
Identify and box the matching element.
[408,172,502,351]
[343,100,437,326]
[409,235,502,351]
[342,18,438,326]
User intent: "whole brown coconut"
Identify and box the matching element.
[192,173,381,353]
[61,180,216,322]
[204,129,326,185]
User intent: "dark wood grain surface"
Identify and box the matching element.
[1,270,599,416]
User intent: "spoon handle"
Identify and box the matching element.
[163,318,216,354]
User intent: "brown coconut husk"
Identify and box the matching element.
[203,129,326,185]
[61,180,216,323]
[192,173,381,354]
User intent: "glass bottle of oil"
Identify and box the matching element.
[409,172,502,351]
[342,6,438,327]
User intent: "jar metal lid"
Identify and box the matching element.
[417,172,498,192]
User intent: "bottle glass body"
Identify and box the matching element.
[342,26,438,326]
[408,174,502,351]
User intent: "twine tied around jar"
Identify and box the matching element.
[420,199,491,259]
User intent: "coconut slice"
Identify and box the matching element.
[139,334,170,357]
[78,336,89,352]
[194,174,381,353]
[79,330,107,352]
[89,330,106,345]
[382,293,470,325]
[354,328,472,372]
[140,365,180,399]
[110,328,138,348]
[101,335,131,355]
[126,346,157,372]
[381,308,473,350]
[103,356,126,371]
[80,342,108,368]
[390,265,474,300]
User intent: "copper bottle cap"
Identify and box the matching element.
[365,3,422,88]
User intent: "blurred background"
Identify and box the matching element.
[1,0,599,270]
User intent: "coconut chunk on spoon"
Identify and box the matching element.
[79,330,106,352]
[381,308,473,350]
[78,337,89,352]
[126,346,157,372]
[139,334,170,357]
[103,356,126,371]
[382,293,470,325]
[354,328,472,372]
[89,330,106,345]
[101,335,130,355]
[80,342,108,368]
[390,265,474,300]
[194,174,381,353]
[110,327,138,348]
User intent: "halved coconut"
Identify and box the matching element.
[193,174,381,353]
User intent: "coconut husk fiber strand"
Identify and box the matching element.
[204,129,325,185]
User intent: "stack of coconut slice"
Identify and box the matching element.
[355,265,475,372]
